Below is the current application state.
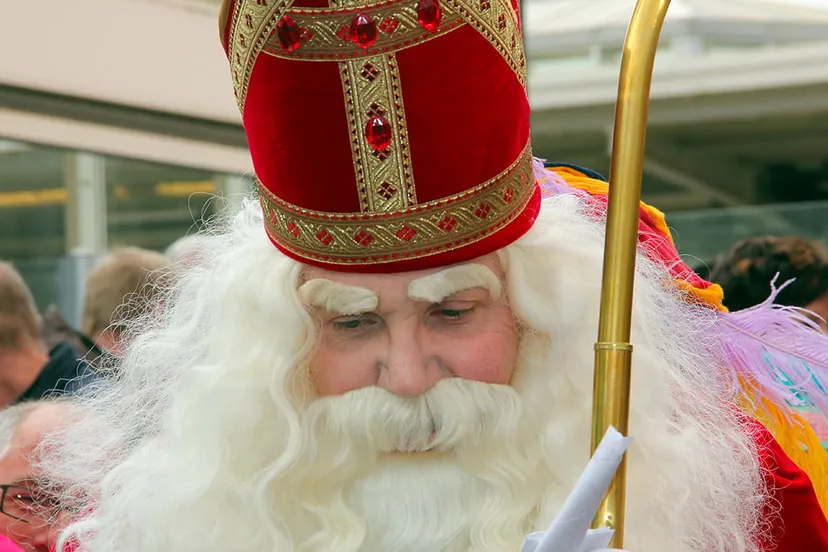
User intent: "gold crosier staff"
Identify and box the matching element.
[589,0,672,548]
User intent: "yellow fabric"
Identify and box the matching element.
[549,167,672,240]
[551,166,612,197]
[740,390,828,513]
[675,280,727,312]
[548,165,828,508]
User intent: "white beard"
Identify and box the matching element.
[286,377,549,552]
[346,457,499,552]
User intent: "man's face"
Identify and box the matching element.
[301,254,519,397]
[0,405,66,552]
[288,256,541,550]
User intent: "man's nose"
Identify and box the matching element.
[31,524,53,552]
[378,325,444,397]
[42,512,72,552]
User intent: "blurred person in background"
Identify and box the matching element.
[81,247,170,357]
[710,236,828,330]
[164,234,218,269]
[0,400,70,552]
[0,263,94,408]
[689,257,720,283]
[39,308,101,371]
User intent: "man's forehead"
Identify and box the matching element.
[12,403,72,450]
[0,404,66,482]
[0,450,27,483]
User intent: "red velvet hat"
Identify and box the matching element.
[220,0,540,272]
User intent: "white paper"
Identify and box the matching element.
[521,426,631,552]
[521,527,614,552]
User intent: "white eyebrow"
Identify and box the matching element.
[408,264,502,303]
[298,279,379,315]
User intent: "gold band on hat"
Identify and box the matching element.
[257,141,535,265]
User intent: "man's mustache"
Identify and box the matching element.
[305,378,523,453]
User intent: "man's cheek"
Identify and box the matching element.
[451,350,516,384]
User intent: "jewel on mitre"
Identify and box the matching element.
[417,0,443,31]
[275,15,301,52]
[350,13,378,49]
[365,115,393,150]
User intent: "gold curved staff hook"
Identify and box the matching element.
[590,0,672,548]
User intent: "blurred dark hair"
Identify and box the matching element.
[709,236,828,312]
[691,257,719,282]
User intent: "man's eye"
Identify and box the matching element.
[333,317,372,330]
[437,307,472,319]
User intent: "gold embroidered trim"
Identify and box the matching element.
[257,143,535,265]
[258,0,526,88]
[262,3,464,60]
[340,54,416,213]
[227,0,292,112]
[331,0,372,7]
[450,0,525,88]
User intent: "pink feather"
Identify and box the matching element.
[714,276,828,414]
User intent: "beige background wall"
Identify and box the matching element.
[0,0,239,124]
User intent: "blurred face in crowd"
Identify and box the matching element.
[0,404,67,552]
[806,293,828,333]
[302,255,520,397]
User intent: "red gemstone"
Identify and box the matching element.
[350,13,378,49]
[417,0,443,31]
[365,115,392,150]
[276,16,302,52]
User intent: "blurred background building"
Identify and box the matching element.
[2,0,828,325]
